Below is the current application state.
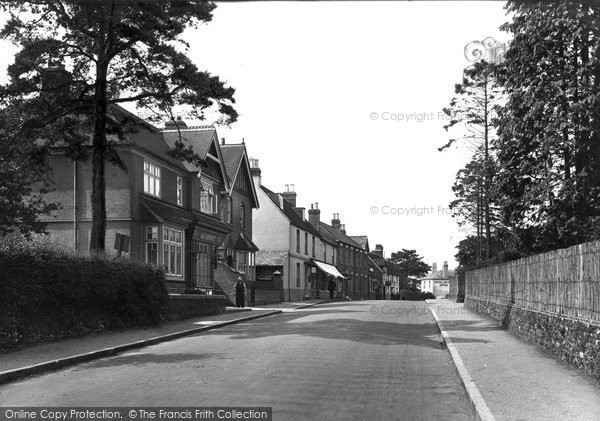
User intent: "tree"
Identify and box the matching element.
[495,1,600,253]
[0,106,58,236]
[389,249,430,278]
[0,1,237,251]
[440,60,505,260]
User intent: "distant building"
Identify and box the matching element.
[419,261,455,298]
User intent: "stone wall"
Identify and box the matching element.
[465,295,600,380]
[167,295,227,321]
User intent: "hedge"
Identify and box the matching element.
[0,236,168,349]
[395,289,436,301]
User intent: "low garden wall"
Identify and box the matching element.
[167,294,227,321]
[465,240,600,380]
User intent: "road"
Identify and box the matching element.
[0,301,473,420]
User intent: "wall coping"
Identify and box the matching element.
[168,294,228,301]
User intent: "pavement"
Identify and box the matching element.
[0,299,331,385]
[427,299,600,421]
[0,301,473,420]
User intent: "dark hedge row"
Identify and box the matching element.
[393,290,436,301]
[0,238,168,349]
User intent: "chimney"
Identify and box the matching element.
[340,224,346,235]
[281,184,297,207]
[308,202,321,230]
[331,213,341,231]
[373,244,384,258]
[294,207,305,220]
[432,262,438,275]
[443,261,448,278]
[249,157,261,187]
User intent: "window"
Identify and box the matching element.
[240,203,246,228]
[304,232,308,255]
[143,162,161,197]
[145,226,159,265]
[200,180,217,214]
[296,229,301,253]
[176,176,183,206]
[296,262,301,287]
[237,251,247,274]
[323,244,327,261]
[312,235,315,258]
[163,227,183,276]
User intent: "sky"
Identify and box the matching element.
[0,1,511,269]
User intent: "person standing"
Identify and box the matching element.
[327,278,336,299]
[234,277,246,308]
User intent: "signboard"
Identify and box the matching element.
[114,233,130,257]
[192,228,225,245]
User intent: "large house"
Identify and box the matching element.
[39,108,239,294]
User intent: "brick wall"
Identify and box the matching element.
[167,294,227,321]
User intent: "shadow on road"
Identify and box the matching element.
[202,302,447,349]
[77,352,219,369]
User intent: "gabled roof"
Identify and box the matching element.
[319,222,363,249]
[261,185,321,237]
[350,235,369,252]
[220,143,259,209]
[162,126,230,190]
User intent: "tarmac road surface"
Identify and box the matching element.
[0,301,473,421]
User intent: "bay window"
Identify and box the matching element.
[163,227,183,277]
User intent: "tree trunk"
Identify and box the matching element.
[89,4,113,253]
[89,62,108,252]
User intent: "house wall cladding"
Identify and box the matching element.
[465,240,600,380]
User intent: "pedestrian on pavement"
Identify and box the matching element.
[234,277,246,308]
[328,278,336,299]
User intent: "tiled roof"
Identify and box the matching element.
[140,196,194,228]
[350,235,369,251]
[220,143,259,208]
[162,126,216,172]
[319,222,363,249]
[220,144,245,184]
[261,185,321,237]
[235,232,260,252]
[419,269,456,281]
